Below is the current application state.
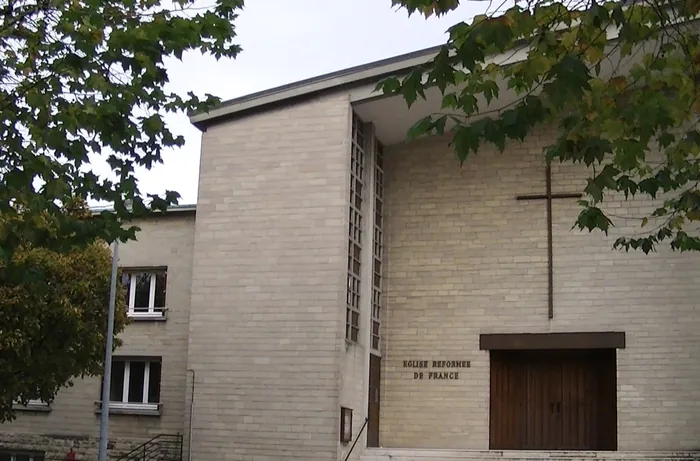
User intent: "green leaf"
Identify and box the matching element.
[408,117,436,139]
[442,93,458,108]
[401,69,425,107]
[376,77,401,95]
[434,115,448,135]
[584,178,604,203]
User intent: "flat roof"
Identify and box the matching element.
[91,203,197,216]
[188,44,441,130]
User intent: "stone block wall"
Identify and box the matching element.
[187,94,352,461]
[379,129,700,450]
[0,433,144,461]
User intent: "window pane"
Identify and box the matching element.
[133,273,151,311]
[110,361,125,402]
[154,272,167,308]
[350,326,359,342]
[16,455,30,461]
[34,455,45,461]
[128,362,146,403]
[0,453,11,461]
[148,361,162,403]
[121,273,131,307]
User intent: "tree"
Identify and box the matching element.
[0,0,243,258]
[382,0,700,253]
[0,202,127,421]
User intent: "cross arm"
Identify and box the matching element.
[516,193,582,201]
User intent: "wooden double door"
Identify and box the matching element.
[490,349,617,451]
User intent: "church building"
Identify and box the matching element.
[2,36,700,461]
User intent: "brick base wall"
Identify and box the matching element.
[0,433,145,461]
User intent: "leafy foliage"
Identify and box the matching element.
[0,201,127,422]
[382,0,700,252]
[392,0,461,17]
[0,0,243,258]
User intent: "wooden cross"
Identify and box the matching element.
[516,163,582,320]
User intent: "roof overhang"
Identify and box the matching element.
[191,12,700,141]
[189,45,442,130]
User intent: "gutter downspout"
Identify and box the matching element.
[187,369,196,461]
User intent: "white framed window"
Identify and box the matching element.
[121,269,167,319]
[0,452,44,461]
[25,398,48,407]
[104,358,162,411]
[12,398,50,411]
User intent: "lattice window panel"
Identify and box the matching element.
[346,113,365,342]
[372,140,385,351]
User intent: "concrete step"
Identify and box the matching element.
[360,449,700,461]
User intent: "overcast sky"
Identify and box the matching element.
[134,0,484,205]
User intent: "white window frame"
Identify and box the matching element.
[12,398,49,410]
[109,359,160,412]
[124,271,166,319]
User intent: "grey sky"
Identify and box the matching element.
[133,0,483,205]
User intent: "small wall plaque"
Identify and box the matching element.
[340,407,353,444]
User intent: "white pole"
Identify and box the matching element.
[98,239,119,461]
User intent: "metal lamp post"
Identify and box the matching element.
[98,238,119,461]
[98,200,130,461]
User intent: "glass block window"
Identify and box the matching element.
[372,140,385,351]
[346,113,365,342]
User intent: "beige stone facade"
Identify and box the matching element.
[187,95,354,461]
[3,47,700,461]
[0,212,196,461]
[379,130,700,451]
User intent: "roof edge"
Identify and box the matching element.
[189,44,443,130]
[190,3,700,131]
[90,203,197,217]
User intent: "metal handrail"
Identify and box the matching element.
[343,417,369,461]
[114,434,183,461]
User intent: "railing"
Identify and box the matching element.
[114,434,183,461]
[343,418,369,461]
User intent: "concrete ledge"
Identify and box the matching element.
[93,402,162,417]
[127,312,167,322]
[361,449,700,461]
[12,404,51,413]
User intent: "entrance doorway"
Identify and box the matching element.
[489,349,617,450]
[367,354,381,447]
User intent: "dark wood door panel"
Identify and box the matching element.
[367,354,381,448]
[490,348,617,451]
[490,352,527,449]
